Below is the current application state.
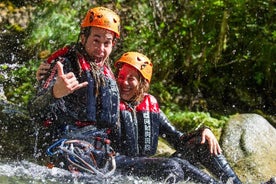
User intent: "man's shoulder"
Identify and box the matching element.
[46,46,71,64]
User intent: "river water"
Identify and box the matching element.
[0,160,175,184]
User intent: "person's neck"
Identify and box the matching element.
[123,98,140,107]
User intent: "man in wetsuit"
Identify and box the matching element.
[28,7,121,168]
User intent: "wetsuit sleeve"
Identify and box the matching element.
[159,110,210,150]
[28,63,66,123]
[159,110,184,146]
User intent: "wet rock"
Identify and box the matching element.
[156,138,175,157]
[220,113,276,183]
[263,177,276,184]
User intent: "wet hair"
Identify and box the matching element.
[76,27,107,96]
[135,74,150,103]
[81,27,93,40]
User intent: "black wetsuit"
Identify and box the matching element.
[28,44,120,150]
[111,94,242,184]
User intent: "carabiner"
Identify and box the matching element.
[47,138,67,156]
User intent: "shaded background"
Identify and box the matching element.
[0,0,275,125]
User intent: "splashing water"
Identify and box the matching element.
[0,160,176,184]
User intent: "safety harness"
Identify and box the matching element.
[47,136,116,178]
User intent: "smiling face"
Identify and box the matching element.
[81,27,115,67]
[117,64,140,102]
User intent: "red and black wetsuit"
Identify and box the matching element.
[28,43,119,144]
[115,94,183,156]
[111,94,241,184]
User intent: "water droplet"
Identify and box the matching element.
[49,40,55,44]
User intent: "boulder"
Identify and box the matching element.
[220,113,276,183]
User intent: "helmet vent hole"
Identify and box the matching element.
[113,18,117,23]
[141,65,146,70]
[89,12,94,23]
[137,57,142,62]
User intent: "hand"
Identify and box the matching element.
[201,128,222,155]
[36,62,51,81]
[52,61,88,98]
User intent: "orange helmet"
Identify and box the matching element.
[115,52,153,82]
[81,7,120,38]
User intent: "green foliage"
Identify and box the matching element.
[118,0,275,114]
[26,0,91,53]
[3,59,39,107]
[3,0,275,117]
[3,0,92,106]
[149,81,184,112]
[165,110,228,137]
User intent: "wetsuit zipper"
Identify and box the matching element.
[128,104,139,155]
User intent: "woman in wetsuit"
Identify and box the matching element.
[112,52,242,184]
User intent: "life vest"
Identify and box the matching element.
[77,54,119,128]
[118,94,160,156]
[46,46,70,64]
[42,45,119,129]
